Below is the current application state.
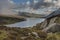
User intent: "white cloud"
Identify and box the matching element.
[44,0,52,3]
[34,0,38,4]
[8,0,15,4]
[26,1,30,5]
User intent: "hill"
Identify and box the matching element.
[0,15,26,25]
[0,8,60,40]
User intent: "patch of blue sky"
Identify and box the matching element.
[12,0,31,4]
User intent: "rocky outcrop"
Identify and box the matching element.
[35,8,60,33]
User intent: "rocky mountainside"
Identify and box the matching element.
[35,8,60,33]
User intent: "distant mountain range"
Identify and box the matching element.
[18,12,48,18]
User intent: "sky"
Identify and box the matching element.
[13,0,29,4]
[12,0,42,5]
[13,0,35,4]
[0,0,60,15]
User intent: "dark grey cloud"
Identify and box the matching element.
[30,0,60,10]
[31,0,55,9]
[22,0,54,9]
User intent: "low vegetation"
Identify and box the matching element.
[0,16,25,25]
[0,25,60,40]
[0,30,8,40]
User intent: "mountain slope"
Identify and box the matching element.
[35,8,60,32]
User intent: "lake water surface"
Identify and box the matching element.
[6,18,45,28]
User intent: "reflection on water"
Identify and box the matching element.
[6,18,45,28]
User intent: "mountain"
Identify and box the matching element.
[35,8,60,32]
[0,8,60,40]
[18,12,46,18]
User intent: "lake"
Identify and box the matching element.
[6,18,45,28]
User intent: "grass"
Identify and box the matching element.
[46,33,60,40]
[0,26,59,40]
[0,30,8,40]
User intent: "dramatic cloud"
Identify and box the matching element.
[44,0,60,7]
[18,0,59,14]
[0,0,60,15]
